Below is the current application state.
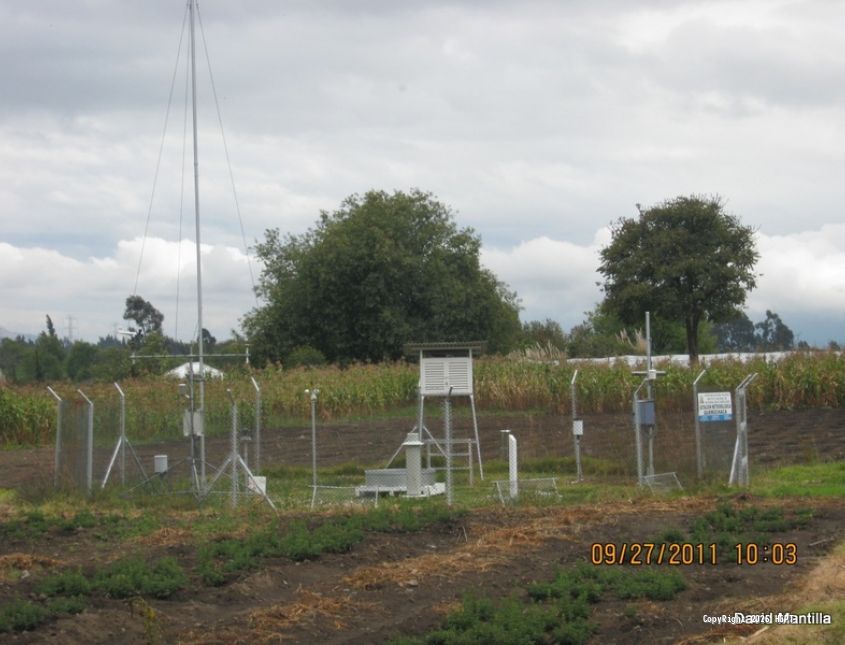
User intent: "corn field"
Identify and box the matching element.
[2,352,844,447]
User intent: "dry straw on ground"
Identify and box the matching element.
[0,553,61,581]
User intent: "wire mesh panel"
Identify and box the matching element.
[643,472,683,494]
[700,422,736,478]
[494,477,559,505]
[55,399,91,492]
[311,485,379,509]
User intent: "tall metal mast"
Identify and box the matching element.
[189,0,206,483]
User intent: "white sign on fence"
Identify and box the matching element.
[698,392,733,422]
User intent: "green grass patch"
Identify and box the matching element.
[751,461,845,498]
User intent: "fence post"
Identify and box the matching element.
[77,389,94,496]
[47,387,62,489]
[693,369,707,480]
[226,389,238,508]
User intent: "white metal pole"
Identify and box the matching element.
[444,386,453,506]
[307,389,319,493]
[633,379,646,485]
[508,433,518,499]
[570,370,583,482]
[251,376,261,472]
[644,311,656,477]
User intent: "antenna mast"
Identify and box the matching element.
[189,0,206,482]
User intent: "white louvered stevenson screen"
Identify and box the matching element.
[420,357,473,396]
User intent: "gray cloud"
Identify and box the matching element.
[1,0,843,344]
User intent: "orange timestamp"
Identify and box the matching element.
[591,542,718,566]
[590,542,799,566]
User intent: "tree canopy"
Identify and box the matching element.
[243,189,522,365]
[598,195,758,361]
[123,295,164,348]
[712,309,795,352]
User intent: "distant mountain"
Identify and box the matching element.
[0,326,36,342]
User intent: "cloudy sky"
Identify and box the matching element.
[1,0,843,346]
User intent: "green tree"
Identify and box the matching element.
[244,189,521,364]
[0,337,31,383]
[521,319,567,351]
[123,295,164,348]
[712,311,757,352]
[21,317,65,381]
[65,341,99,381]
[90,347,132,381]
[598,195,758,362]
[754,310,794,351]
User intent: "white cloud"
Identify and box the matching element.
[0,238,257,342]
[749,226,845,317]
[481,231,609,329]
[484,225,845,345]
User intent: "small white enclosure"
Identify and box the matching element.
[421,357,473,395]
[406,341,484,397]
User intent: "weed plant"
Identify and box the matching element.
[645,502,814,558]
[0,508,160,542]
[197,501,462,585]
[398,562,686,644]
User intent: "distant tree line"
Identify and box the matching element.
[0,302,245,385]
[517,307,808,359]
[3,191,831,381]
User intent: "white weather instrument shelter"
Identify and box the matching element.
[405,341,485,479]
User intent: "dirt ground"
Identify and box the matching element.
[0,408,842,643]
[0,497,843,644]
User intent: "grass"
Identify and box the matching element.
[751,461,845,498]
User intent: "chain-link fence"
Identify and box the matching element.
[51,383,265,499]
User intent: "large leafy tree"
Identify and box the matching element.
[244,189,521,364]
[598,195,758,362]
